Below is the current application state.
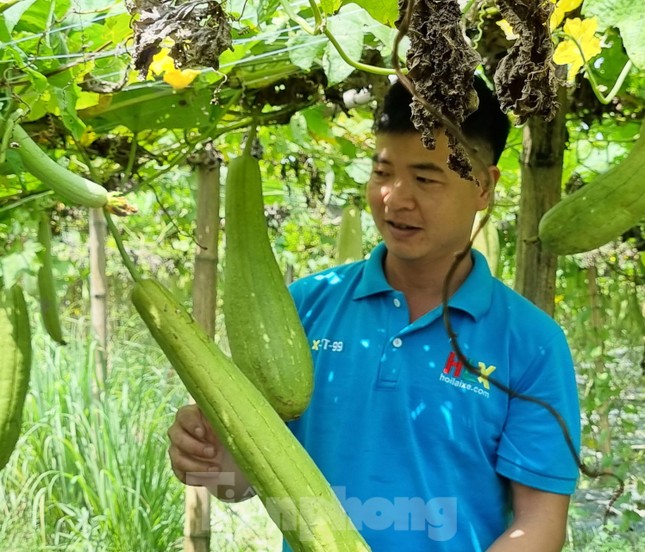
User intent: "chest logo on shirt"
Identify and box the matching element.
[439,351,496,399]
[311,338,344,352]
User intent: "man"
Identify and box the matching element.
[168,77,581,551]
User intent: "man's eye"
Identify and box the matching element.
[372,169,388,177]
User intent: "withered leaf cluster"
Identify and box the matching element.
[399,0,481,179]
[126,0,232,77]
[493,0,559,124]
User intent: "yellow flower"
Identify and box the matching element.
[553,17,602,80]
[148,48,201,90]
[163,68,201,90]
[550,0,583,30]
[148,49,176,77]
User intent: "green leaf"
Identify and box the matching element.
[322,5,368,85]
[13,0,71,33]
[23,65,48,93]
[320,0,342,15]
[287,33,326,71]
[257,0,281,24]
[289,111,308,144]
[345,156,371,184]
[582,0,645,69]
[337,136,357,157]
[0,15,10,42]
[84,87,234,133]
[342,0,398,27]
[1,240,40,288]
[302,105,332,138]
[53,84,86,140]
[1,0,38,32]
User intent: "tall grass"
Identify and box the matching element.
[0,308,280,551]
[0,312,186,550]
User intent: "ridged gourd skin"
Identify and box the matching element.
[11,124,108,208]
[539,119,645,255]
[0,285,32,470]
[336,205,363,264]
[131,279,370,552]
[223,154,313,421]
[37,214,65,344]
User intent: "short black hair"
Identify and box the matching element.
[374,76,511,165]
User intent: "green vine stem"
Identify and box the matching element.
[0,190,54,214]
[308,0,324,30]
[279,0,398,77]
[0,104,21,165]
[122,131,139,183]
[560,32,634,105]
[322,27,397,76]
[104,210,142,282]
[280,0,315,34]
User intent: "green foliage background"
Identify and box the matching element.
[1,0,644,549]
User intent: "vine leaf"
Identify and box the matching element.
[1,0,38,32]
[322,6,367,85]
[582,0,645,69]
[287,33,326,71]
[344,0,398,27]
[319,0,342,15]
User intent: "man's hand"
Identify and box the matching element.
[167,404,253,501]
[487,481,570,551]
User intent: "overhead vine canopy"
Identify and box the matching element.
[0,0,644,205]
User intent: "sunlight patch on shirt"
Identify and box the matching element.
[410,402,427,421]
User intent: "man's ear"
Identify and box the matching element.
[476,165,500,210]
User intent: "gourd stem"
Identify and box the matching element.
[244,123,258,156]
[104,211,142,283]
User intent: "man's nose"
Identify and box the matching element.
[383,178,415,210]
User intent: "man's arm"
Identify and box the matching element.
[486,481,570,552]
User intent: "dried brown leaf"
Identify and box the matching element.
[126,0,232,78]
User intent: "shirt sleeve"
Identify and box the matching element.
[495,329,581,494]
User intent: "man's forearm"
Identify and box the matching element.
[486,516,566,552]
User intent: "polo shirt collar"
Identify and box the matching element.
[352,242,493,321]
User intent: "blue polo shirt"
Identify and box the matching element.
[284,243,580,552]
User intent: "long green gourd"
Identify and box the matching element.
[539,119,645,255]
[37,214,66,344]
[0,285,32,470]
[223,149,313,420]
[11,124,108,208]
[336,204,363,264]
[10,124,136,215]
[131,278,369,552]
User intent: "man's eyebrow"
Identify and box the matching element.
[371,154,446,173]
[409,162,446,173]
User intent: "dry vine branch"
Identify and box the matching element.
[392,0,625,522]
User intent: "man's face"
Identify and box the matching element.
[366,130,496,268]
